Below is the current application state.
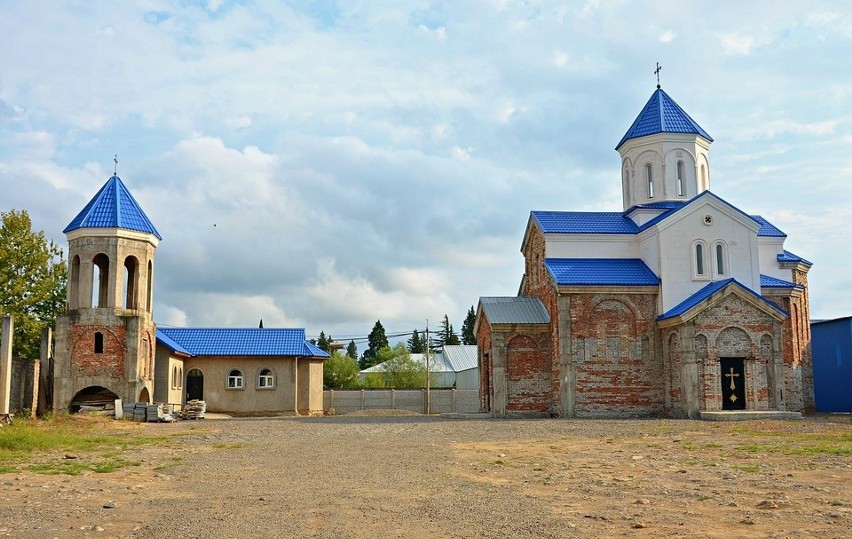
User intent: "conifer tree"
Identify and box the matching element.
[461,305,477,345]
[407,329,425,353]
[346,340,358,360]
[360,320,389,369]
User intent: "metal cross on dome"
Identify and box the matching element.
[114,154,118,175]
[654,62,662,88]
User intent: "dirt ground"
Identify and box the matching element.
[1,414,849,538]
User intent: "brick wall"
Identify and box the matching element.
[506,333,552,413]
[569,293,661,417]
[70,325,126,378]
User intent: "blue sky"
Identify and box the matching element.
[2,1,851,344]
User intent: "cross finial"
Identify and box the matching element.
[113,154,118,176]
[654,62,662,89]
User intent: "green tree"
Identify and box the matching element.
[371,343,430,389]
[0,210,67,359]
[360,319,388,369]
[316,330,331,352]
[346,340,358,360]
[407,329,425,353]
[461,305,477,345]
[435,314,460,349]
[323,350,360,389]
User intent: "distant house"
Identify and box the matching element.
[155,328,329,415]
[359,345,479,389]
[810,317,852,412]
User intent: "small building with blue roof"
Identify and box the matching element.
[476,85,814,419]
[53,175,329,416]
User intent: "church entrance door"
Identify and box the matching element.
[720,358,746,410]
[186,369,204,401]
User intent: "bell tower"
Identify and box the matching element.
[53,175,162,412]
[615,86,713,211]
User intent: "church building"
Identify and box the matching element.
[52,175,329,415]
[475,85,814,418]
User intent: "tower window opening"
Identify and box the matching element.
[94,332,104,354]
[676,160,684,196]
[645,164,654,198]
[92,254,110,308]
[124,256,139,309]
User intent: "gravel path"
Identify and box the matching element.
[2,415,849,538]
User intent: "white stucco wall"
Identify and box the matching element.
[651,199,761,313]
[544,234,639,259]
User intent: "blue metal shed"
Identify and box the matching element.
[811,316,852,412]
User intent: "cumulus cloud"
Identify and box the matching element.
[719,33,756,55]
[1,0,851,330]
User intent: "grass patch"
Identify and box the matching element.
[734,431,852,457]
[0,415,177,475]
[212,442,245,450]
[732,464,761,473]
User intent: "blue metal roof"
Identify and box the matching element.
[546,258,660,286]
[658,278,788,321]
[760,274,804,289]
[156,328,330,358]
[479,297,551,325]
[533,193,781,237]
[777,250,812,267]
[64,175,162,239]
[156,331,191,356]
[751,216,787,238]
[532,211,638,234]
[616,88,713,150]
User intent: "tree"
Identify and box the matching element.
[323,350,360,389]
[0,210,67,359]
[346,340,358,360]
[316,331,331,352]
[461,305,477,345]
[368,343,430,389]
[360,319,388,369]
[434,314,460,349]
[407,329,425,353]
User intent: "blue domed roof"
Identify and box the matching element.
[615,88,713,150]
[64,175,162,239]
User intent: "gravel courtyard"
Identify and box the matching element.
[1,414,849,538]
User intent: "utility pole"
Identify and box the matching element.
[425,319,430,415]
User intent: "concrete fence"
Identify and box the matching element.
[323,389,480,415]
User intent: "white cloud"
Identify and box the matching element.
[1,0,851,331]
[719,33,756,55]
[451,145,473,161]
[224,115,252,130]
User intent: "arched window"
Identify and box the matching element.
[257,368,274,389]
[94,331,104,354]
[227,369,244,389]
[70,255,81,309]
[676,160,685,196]
[146,260,153,312]
[92,254,110,308]
[124,256,139,309]
[715,242,727,276]
[178,367,183,389]
[645,164,654,198]
[693,241,708,279]
[700,164,707,191]
[172,366,178,389]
